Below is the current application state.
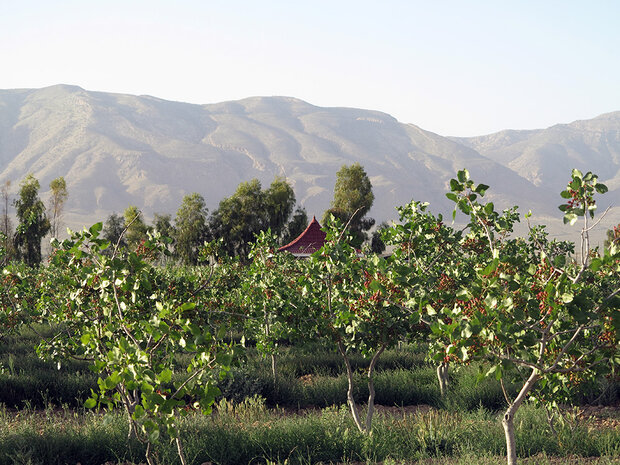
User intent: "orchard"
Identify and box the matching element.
[0,169,617,465]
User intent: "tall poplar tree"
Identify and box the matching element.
[48,176,68,238]
[0,180,14,263]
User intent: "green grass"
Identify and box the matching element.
[0,398,617,465]
[0,327,617,464]
[0,326,96,408]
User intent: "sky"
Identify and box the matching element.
[1,0,619,136]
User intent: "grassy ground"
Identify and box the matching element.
[0,398,618,465]
[0,327,617,464]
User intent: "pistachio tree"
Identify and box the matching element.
[38,224,235,465]
[243,230,301,384]
[382,200,468,395]
[296,217,414,433]
[434,169,619,465]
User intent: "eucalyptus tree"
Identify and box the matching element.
[280,206,308,246]
[102,213,126,253]
[123,205,149,250]
[13,174,50,266]
[323,163,375,245]
[173,193,209,265]
[210,177,298,259]
[264,177,296,241]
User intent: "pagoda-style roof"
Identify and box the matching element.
[278,216,326,257]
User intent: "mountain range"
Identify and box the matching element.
[0,84,618,245]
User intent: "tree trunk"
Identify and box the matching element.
[365,344,386,431]
[175,436,187,465]
[270,352,278,385]
[437,362,449,397]
[502,369,540,465]
[338,341,365,432]
[145,442,156,465]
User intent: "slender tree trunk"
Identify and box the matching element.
[270,352,278,385]
[502,369,540,465]
[365,344,386,431]
[338,341,365,432]
[145,442,156,465]
[264,307,278,385]
[175,433,188,465]
[436,362,449,397]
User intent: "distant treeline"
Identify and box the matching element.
[1,163,387,266]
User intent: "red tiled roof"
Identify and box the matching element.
[278,216,326,255]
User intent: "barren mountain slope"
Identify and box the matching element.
[0,85,616,245]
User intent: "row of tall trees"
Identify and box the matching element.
[2,164,619,270]
[101,177,308,264]
[101,165,380,264]
[1,163,379,266]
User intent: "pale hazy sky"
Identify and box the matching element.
[1,1,619,136]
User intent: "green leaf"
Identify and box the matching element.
[475,184,489,195]
[481,258,499,276]
[446,193,458,202]
[455,288,470,299]
[461,325,473,338]
[148,429,160,443]
[560,190,572,199]
[560,292,574,303]
[595,183,608,194]
[157,368,172,384]
[84,398,97,409]
[450,179,463,192]
[89,222,103,235]
[563,213,578,225]
[590,258,602,272]
[179,302,196,311]
[132,405,146,420]
[457,169,469,183]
